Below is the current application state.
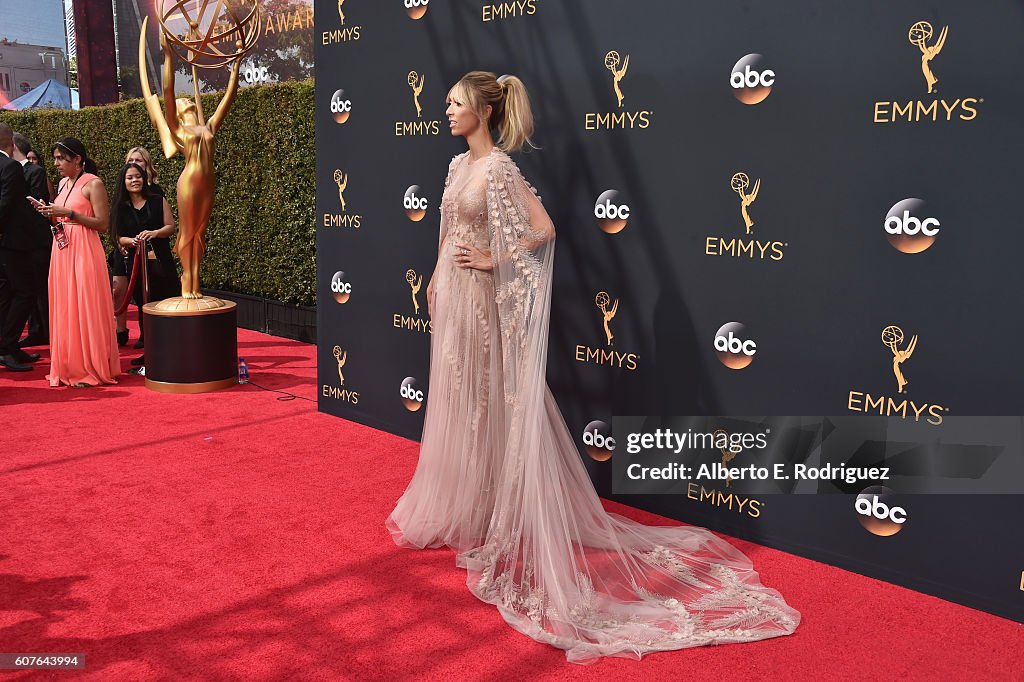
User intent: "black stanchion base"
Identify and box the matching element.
[142,298,238,394]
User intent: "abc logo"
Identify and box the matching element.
[884,198,940,254]
[582,420,615,461]
[330,89,352,124]
[404,185,428,221]
[714,322,757,370]
[241,64,269,85]
[594,190,630,234]
[404,0,429,20]
[330,270,352,304]
[855,486,907,537]
[400,376,425,411]
[730,54,775,105]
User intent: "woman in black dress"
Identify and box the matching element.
[113,148,165,346]
[108,163,177,357]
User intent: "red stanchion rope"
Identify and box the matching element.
[114,246,144,317]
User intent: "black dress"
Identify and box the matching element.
[108,194,178,304]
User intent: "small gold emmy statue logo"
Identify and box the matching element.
[715,429,737,487]
[333,345,348,386]
[406,269,423,315]
[333,169,348,211]
[595,291,619,346]
[604,51,629,108]
[337,0,345,25]
[139,0,262,305]
[731,172,760,234]
[882,325,917,394]
[909,21,947,94]
[408,70,425,118]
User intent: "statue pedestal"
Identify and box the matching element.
[142,297,238,393]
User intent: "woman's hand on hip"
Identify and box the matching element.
[453,243,493,272]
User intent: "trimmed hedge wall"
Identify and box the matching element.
[0,80,316,306]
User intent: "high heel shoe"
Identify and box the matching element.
[117,329,129,346]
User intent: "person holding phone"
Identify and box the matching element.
[34,137,119,387]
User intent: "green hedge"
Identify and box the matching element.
[0,80,316,306]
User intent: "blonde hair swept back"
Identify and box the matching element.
[448,71,535,153]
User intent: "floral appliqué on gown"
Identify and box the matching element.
[387,149,799,663]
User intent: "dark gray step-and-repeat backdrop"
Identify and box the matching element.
[314,1,1024,622]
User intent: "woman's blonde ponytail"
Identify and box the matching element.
[496,75,535,153]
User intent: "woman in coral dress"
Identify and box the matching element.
[36,137,119,387]
[387,72,799,663]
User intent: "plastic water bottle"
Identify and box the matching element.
[238,357,250,384]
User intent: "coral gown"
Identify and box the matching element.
[387,149,798,663]
[47,173,120,387]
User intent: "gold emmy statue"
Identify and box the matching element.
[605,51,629,108]
[139,0,262,309]
[715,430,737,487]
[408,71,425,118]
[731,172,760,234]
[334,169,348,211]
[406,269,423,315]
[337,0,345,25]
[595,291,618,346]
[333,345,347,386]
[909,21,947,94]
[882,325,917,394]
[136,0,262,394]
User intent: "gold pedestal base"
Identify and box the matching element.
[146,295,233,315]
[141,298,238,393]
[145,376,239,394]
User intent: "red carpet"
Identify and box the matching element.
[1,317,1022,680]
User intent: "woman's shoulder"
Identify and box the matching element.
[80,173,102,189]
[485,149,525,179]
[149,183,166,196]
[448,151,469,169]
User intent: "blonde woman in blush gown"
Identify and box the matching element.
[387,71,799,663]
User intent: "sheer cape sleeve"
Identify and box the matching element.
[484,152,555,407]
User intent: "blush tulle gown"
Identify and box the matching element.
[387,149,799,663]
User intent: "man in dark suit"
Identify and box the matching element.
[12,132,52,347]
[0,123,48,371]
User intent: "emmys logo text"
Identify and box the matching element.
[704,171,786,261]
[847,325,948,425]
[686,483,763,518]
[323,345,360,404]
[855,486,907,536]
[400,376,425,411]
[730,54,775,105]
[584,51,653,131]
[884,198,940,253]
[323,0,362,44]
[594,190,630,234]
[396,71,441,136]
[330,270,352,304]
[322,169,362,229]
[393,268,432,334]
[582,420,615,461]
[873,21,982,124]
[404,185,429,221]
[330,89,352,124]
[714,322,757,369]
[482,0,537,21]
[404,0,429,20]
[574,291,639,370]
